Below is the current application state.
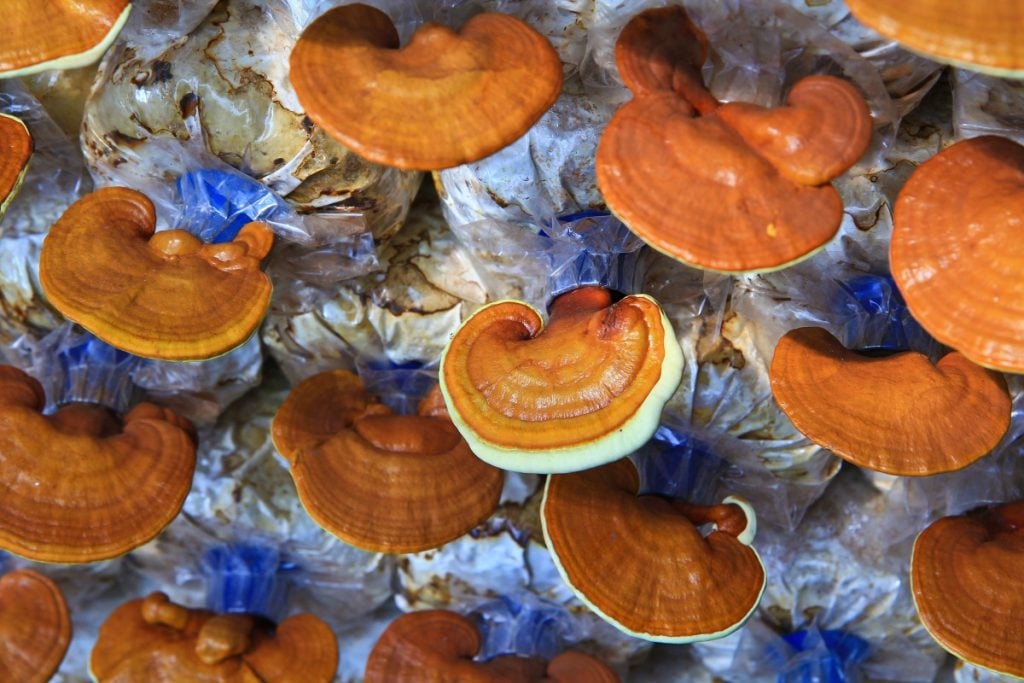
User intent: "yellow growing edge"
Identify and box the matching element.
[541,479,767,644]
[438,294,684,475]
[0,114,31,221]
[0,4,132,79]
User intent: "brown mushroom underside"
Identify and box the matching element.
[0,570,70,683]
[770,327,1011,475]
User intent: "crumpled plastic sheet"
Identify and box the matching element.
[0,231,61,353]
[952,69,1024,146]
[353,360,440,415]
[472,593,582,663]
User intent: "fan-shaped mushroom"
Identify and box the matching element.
[0,113,31,220]
[845,1,1024,76]
[912,501,1024,677]
[770,327,1010,475]
[289,3,562,170]
[597,6,872,273]
[39,187,273,361]
[365,610,618,682]
[440,286,682,474]
[0,570,70,683]
[90,592,338,682]
[1,0,131,78]
[0,365,196,562]
[272,372,503,553]
[891,135,1024,374]
[542,458,765,642]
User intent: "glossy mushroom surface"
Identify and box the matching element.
[597,7,872,273]
[273,372,503,552]
[440,286,682,474]
[891,135,1024,373]
[542,458,765,642]
[0,365,196,562]
[0,114,32,219]
[0,570,71,683]
[290,3,562,170]
[845,0,1024,76]
[770,327,1011,476]
[39,187,273,361]
[1,0,131,78]
[90,592,338,682]
[912,501,1024,677]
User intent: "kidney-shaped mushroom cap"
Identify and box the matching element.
[1,0,131,78]
[439,286,683,474]
[273,372,504,553]
[912,501,1024,677]
[770,327,1011,476]
[0,114,31,219]
[845,0,1024,76]
[0,365,196,563]
[541,458,765,642]
[891,136,1024,374]
[289,3,562,170]
[39,187,273,361]
[0,570,71,683]
[90,592,338,683]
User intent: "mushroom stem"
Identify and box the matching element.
[141,593,189,631]
[666,500,748,537]
[194,615,256,665]
[548,286,612,318]
[48,403,120,438]
[975,502,1024,535]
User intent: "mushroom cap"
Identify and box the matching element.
[0,569,71,683]
[544,652,620,683]
[39,187,274,361]
[597,75,871,273]
[911,502,1024,677]
[891,135,1024,374]
[364,610,547,682]
[0,0,131,78]
[845,0,1024,77]
[0,365,196,563]
[439,287,683,474]
[90,592,338,682]
[541,458,765,642]
[289,3,563,170]
[272,372,504,553]
[0,114,31,219]
[770,327,1011,476]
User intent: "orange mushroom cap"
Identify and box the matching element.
[891,135,1024,374]
[289,3,563,170]
[1,1,132,78]
[90,592,338,682]
[0,365,196,562]
[0,113,32,220]
[845,0,1024,77]
[439,286,683,474]
[0,569,71,683]
[39,186,274,361]
[770,327,1011,476]
[912,501,1024,677]
[272,372,504,553]
[544,651,619,683]
[598,7,872,273]
[541,458,765,642]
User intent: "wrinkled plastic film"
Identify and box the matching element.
[472,593,577,662]
[952,69,1024,146]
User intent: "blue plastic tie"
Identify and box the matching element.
[835,274,925,352]
[176,168,286,244]
[54,332,139,412]
[473,595,574,662]
[201,544,293,620]
[633,425,727,505]
[777,629,871,683]
[354,359,437,415]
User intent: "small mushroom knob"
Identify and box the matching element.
[194,614,256,665]
[141,593,189,631]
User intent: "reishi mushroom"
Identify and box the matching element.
[845,0,1024,76]
[1,0,132,78]
[439,286,682,474]
[0,113,31,220]
[891,135,1024,374]
[0,569,71,683]
[272,372,504,553]
[39,187,274,361]
[289,3,562,170]
[364,610,619,682]
[911,501,1024,677]
[597,6,872,273]
[90,592,338,682]
[541,458,765,642]
[0,365,196,562]
[770,327,1011,476]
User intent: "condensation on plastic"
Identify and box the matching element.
[127,371,395,629]
[82,0,422,241]
[952,69,1024,145]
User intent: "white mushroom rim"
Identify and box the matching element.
[438,295,684,475]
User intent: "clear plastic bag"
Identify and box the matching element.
[952,69,1024,145]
